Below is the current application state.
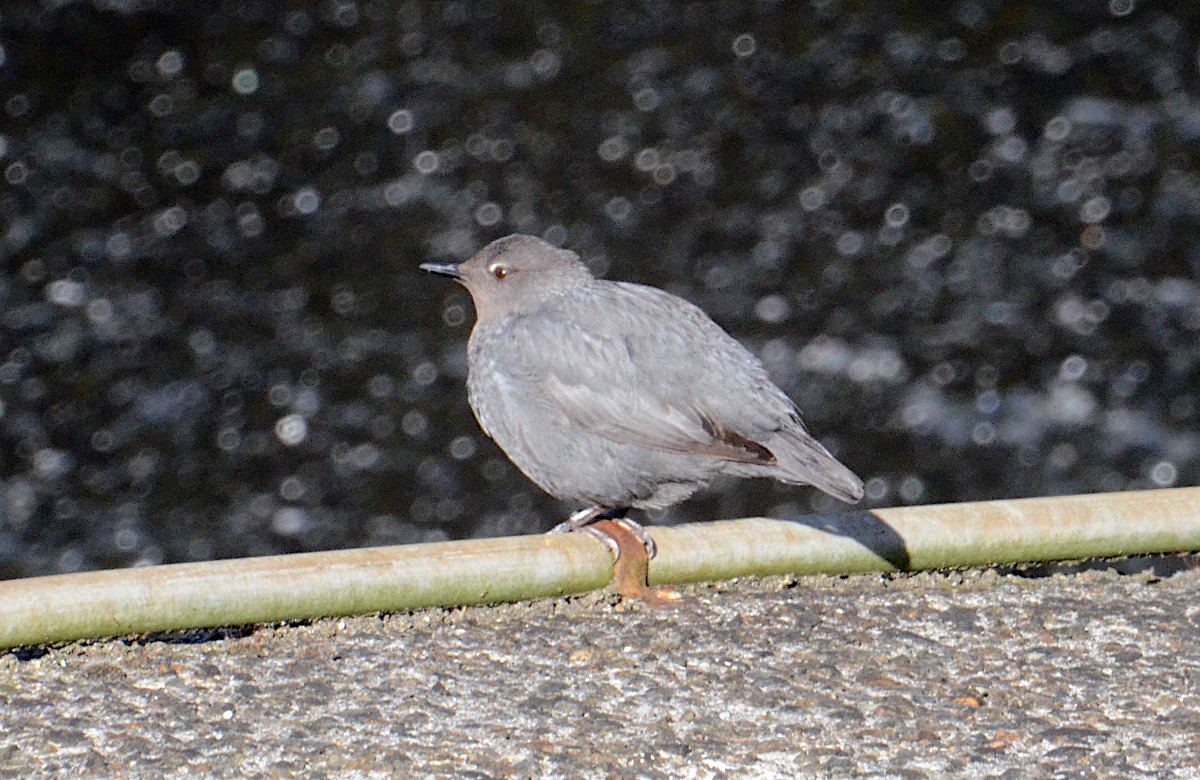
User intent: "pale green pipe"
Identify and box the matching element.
[1,487,1198,649]
[0,535,615,649]
[648,487,1200,583]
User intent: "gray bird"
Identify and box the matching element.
[420,234,863,553]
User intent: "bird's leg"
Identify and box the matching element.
[552,505,609,530]
[550,507,657,560]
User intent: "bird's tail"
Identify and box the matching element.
[764,428,864,503]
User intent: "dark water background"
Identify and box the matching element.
[1,1,1198,579]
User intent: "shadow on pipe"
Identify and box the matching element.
[785,510,912,570]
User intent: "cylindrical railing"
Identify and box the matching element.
[1,487,1197,649]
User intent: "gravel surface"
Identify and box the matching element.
[3,561,1199,778]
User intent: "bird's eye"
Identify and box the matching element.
[492,265,509,280]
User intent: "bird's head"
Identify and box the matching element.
[420,234,594,321]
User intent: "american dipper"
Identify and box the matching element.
[420,234,863,554]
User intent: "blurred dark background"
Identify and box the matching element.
[1,1,1197,579]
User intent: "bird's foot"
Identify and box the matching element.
[604,516,657,560]
[549,507,657,560]
[550,508,677,606]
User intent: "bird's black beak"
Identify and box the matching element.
[419,262,464,279]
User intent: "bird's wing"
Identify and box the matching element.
[499,290,786,464]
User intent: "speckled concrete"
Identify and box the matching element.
[2,562,1199,778]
